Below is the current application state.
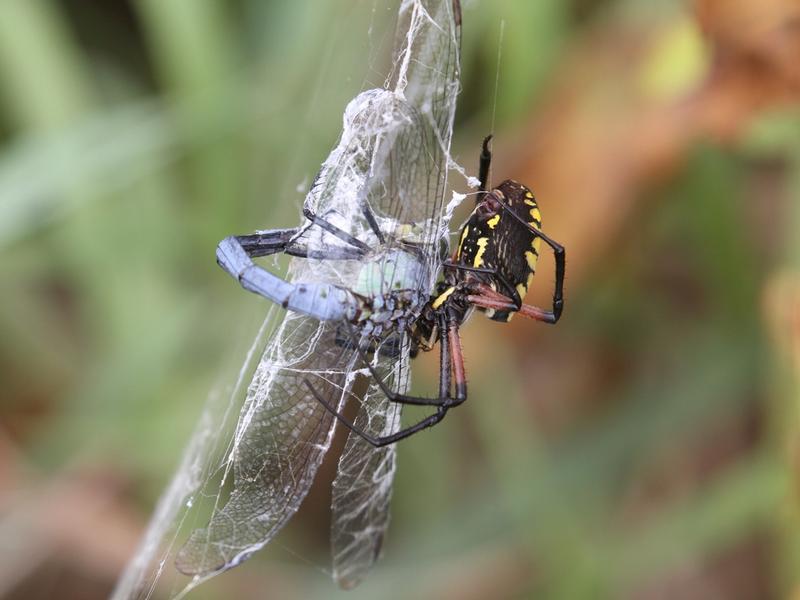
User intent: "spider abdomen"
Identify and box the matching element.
[454,179,543,321]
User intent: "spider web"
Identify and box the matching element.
[112,1,464,597]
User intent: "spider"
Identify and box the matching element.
[306,136,565,446]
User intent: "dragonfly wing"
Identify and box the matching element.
[330,0,462,587]
[330,338,410,589]
[175,313,356,576]
[117,2,464,596]
[394,0,462,140]
[370,0,462,227]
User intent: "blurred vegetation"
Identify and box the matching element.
[1,0,800,599]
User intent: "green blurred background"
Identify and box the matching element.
[2,0,800,598]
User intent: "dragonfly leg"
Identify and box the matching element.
[233,228,299,257]
[302,208,372,252]
[309,167,384,244]
[360,201,386,245]
[333,328,404,359]
[235,230,364,261]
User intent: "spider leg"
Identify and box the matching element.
[341,319,463,407]
[446,313,468,402]
[304,380,447,448]
[307,312,467,447]
[467,283,558,323]
[492,199,565,322]
[478,135,492,197]
[442,260,522,309]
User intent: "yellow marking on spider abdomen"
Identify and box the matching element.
[514,273,536,305]
[431,286,456,309]
[529,206,542,227]
[487,215,500,229]
[456,225,470,260]
[525,250,539,270]
[473,237,489,267]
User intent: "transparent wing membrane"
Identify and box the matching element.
[329,0,461,585]
[331,337,409,589]
[113,1,461,597]
[174,316,354,576]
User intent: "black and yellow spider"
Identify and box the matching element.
[303,136,565,445]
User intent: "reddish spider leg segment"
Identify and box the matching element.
[448,319,467,397]
[466,284,553,323]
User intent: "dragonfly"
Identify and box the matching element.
[172,0,564,590]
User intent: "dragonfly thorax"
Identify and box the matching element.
[348,248,429,335]
[354,248,428,298]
